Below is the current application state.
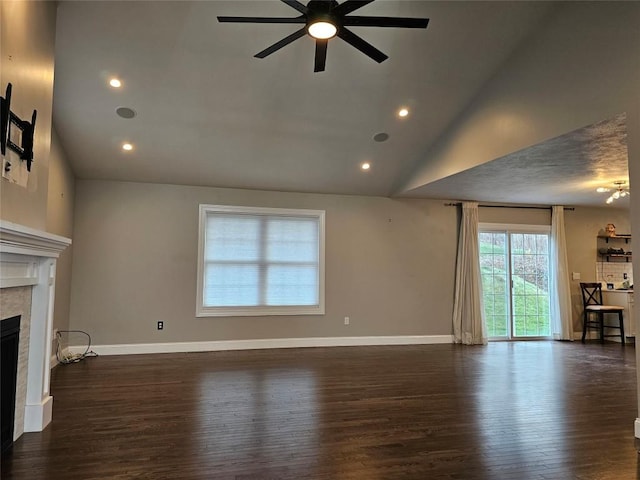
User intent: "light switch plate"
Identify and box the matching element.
[572,272,581,280]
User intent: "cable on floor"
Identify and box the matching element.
[55,330,98,364]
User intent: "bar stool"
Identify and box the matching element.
[580,282,625,344]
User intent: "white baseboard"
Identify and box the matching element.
[68,335,453,356]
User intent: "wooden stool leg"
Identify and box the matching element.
[619,311,625,344]
[599,313,605,344]
[582,311,588,343]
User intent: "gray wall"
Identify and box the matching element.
[69,187,632,345]
[0,1,57,230]
[479,206,550,226]
[69,180,458,345]
[46,128,75,333]
[0,1,76,339]
[477,205,632,333]
[401,1,639,193]
[563,207,630,333]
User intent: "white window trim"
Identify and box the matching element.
[196,204,325,317]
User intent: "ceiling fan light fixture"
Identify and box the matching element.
[307,20,337,40]
[218,0,429,72]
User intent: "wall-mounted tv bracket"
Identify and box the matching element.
[1,83,37,172]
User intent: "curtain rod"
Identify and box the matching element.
[444,203,575,211]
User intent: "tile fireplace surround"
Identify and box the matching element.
[0,220,70,440]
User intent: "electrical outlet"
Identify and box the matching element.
[157,321,164,330]
[344,316,350,325]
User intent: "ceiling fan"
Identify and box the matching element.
[217,0,429,72]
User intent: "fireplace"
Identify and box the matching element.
[1,315,21,453]
[0,221,71,441]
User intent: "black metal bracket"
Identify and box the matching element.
[1,83,37,172]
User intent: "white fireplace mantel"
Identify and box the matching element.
[0,220,71,433]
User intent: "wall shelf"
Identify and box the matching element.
[597,234,632,262]
[598,235,631,244]
[602,253,632,262]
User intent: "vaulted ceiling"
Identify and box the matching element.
[52,1,632,207]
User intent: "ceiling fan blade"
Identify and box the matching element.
[254,28,307,58]
[342,16,429,28]
[281,0,308,14]
[314,39,328,72]
[337,27,388,63]
[217,16,306,24]
[333,0,375,16]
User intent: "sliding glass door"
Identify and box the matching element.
[479,226,551,340]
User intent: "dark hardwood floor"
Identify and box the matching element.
[2,341,639,479]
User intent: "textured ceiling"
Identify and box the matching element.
[51,1,630,207]
[406,114,630,207]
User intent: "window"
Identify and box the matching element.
[197,204,325,317]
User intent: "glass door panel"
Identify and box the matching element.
[479,232,509,338]
[510,233,550,338]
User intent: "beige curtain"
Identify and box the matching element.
[452,202,487,345]
[550,205,573,340]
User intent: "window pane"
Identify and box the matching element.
[205,215,260,261]
[267,218,318,262]
[204,264,259,307]
[267,266,318,306]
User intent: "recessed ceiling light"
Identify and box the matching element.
[122,143,134,151]
[109,78,122,88]
[361,162,371,171]
[398,108,409,118]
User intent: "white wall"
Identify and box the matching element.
[69,180,458,345]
